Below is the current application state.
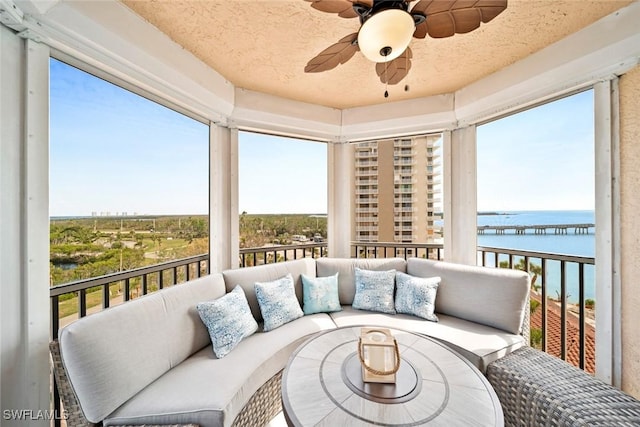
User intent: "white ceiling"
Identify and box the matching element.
[121,0,632,109]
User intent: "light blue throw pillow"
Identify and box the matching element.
[301,273,342,315]
[395,272,440,322]
[352,267,396,314]
[196,285,258,359]
[255,273,304,331]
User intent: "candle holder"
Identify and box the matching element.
[358,327,401,384]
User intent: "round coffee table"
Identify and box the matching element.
[282,326,503,426]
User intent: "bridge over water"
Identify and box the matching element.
[477,223,594,235]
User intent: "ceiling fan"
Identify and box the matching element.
[304,0,507,94]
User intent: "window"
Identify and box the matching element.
[476,90,595,372]
[238,132,327,253]
[49,58,209,295]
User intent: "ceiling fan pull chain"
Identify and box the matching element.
[405,49,410,92]
[384,62,389,98]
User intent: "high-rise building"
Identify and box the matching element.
[352,134,442,244]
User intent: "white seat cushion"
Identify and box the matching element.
[329,306,525,372]
[103,313,336,427]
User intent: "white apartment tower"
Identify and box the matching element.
[352,135,442,243]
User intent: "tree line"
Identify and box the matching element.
[50,214,327,286]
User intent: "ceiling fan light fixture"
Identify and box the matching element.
[357,8,415,63]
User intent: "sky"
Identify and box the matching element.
[477,90,595,211]
[50,58,595,216]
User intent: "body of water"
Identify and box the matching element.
[476,210,595,303]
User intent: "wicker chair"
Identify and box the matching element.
[486,346,640,426]
[50,340,282,427]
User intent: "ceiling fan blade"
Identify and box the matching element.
[376,47,413,85]
[410,0,507,39]
[305,0,370,19]
[305,33,359,73]
[413,21,428,39]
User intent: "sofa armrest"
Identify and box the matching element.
[50,340,96,427]
[521,292,530,344]
[487,346,640,426]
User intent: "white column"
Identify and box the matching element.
[594,79,621,386]
[209,124,238,272]
[443,126,477,265]
[1,30,50,425]
[328,142,352,258]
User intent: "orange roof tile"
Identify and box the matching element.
[530,292,596,374]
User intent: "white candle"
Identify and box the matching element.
[367,331,386,371]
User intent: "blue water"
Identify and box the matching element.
[477,210,594,257]
[477,210,595,303]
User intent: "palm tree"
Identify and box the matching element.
[499,258,543,291]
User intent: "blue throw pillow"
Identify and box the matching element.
[352,267,396,314]
[196,285,259,359]
[255,273,304,331]
[301,273,342,315]
[395,272,440,322]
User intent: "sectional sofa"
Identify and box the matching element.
[51,257,530,427]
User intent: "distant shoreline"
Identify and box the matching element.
[52,210,594,220]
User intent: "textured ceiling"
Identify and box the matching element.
[121,0,632,109]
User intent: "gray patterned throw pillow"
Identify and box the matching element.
[395,272,440,322]
[196,285,259,358]
[352,267,396,314]
[255,273,304,332]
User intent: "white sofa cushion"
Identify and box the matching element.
[330,306,525,372]
[407,258,530,334]
[315,257,407,305]
[222,258,315,322]
[58,274,226,423]
[103,313,336,427]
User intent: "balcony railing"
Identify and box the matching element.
[355,169,378,176]
[394,225,418,232]
[49,241,595,424]
[355,207,378,213]
[239,242,328,268]
[355,225,379,233]
[351,241,444,260]
[355,151,377,159]
[49,254,210,339]
[395,186,416,194]
[356,160,378,167]
[394,139,415,147]
[394,159,417,166]
[395,176,417,184]
[477,246,595,373]
[394,206,417,213]
[355,188,379,195]
[356,178,378,186]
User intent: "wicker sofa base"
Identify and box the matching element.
[231,370,283,427]
[486,346,640,426]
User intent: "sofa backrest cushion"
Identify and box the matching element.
[407,258,530,334]
[58,273,226,423]
[222,258,316,322]
[315,258,407,305]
